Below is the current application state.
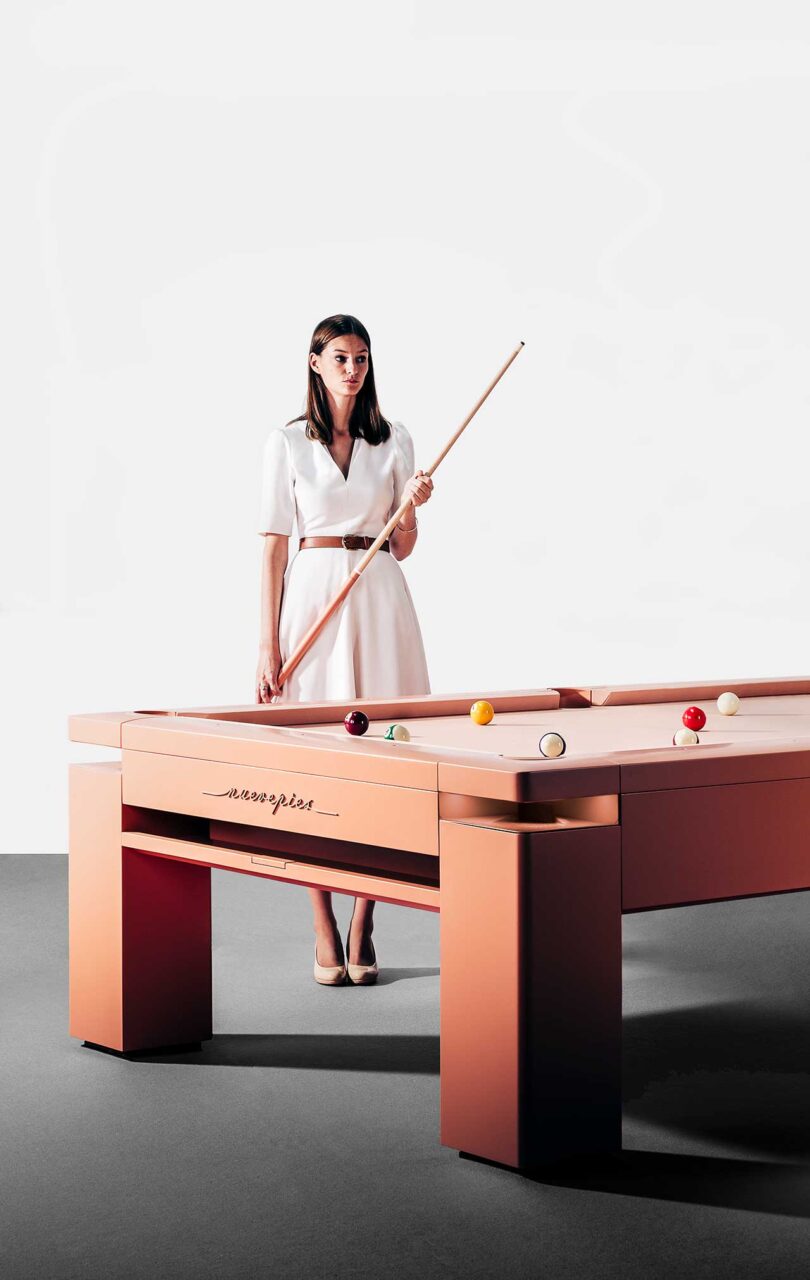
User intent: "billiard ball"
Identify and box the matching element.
[673,727,699,746]
[682,706,706,732]
[384,723,411,742]
[470,700,494,725]
[539,732,566,759]
[717,691,740,716]
[344,710,369,736]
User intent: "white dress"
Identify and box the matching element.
[258,419,431,702]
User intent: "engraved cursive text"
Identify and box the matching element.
[202,787,337,818]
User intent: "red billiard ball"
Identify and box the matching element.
[344,710,369,736]
[682,706,706,732]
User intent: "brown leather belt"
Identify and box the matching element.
[299,535,390,552]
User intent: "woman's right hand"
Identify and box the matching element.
[256,644,282,702]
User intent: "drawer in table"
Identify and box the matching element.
[122,750,439,855]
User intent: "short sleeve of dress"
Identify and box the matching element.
[390,421,415,512]
[258,428,295,535]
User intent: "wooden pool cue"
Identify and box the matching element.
[277,339,525,688]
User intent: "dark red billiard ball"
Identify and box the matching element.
[344,710,369,736]
[682,706,707,732]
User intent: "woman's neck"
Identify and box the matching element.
[326,392,355,437]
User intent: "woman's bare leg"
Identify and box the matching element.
[308,888,343,967]
[348,896,376,966]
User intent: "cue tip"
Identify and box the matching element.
[519,339,525,346]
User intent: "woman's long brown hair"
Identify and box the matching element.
[286,314,392,445]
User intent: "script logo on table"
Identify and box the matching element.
[202,786,338,818]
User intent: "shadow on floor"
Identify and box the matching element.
[504,1150,810,1220]
[129,1033,440,1074]
[376,965,440,985]
[625,999,810,1159]
[111,990,810,1214]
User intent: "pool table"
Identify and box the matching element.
[69,676,810,1171]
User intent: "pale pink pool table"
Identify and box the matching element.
[69,676,810,1171]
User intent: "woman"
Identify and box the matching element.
[255,314,433,988]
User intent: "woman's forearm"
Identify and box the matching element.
[390,504,418,561]
[259,535,289,649]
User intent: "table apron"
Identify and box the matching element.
[121,749,439,855]
[622,775,810,910]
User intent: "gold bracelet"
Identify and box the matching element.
[397,515,418,533]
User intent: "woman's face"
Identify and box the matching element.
[310,334,370,402]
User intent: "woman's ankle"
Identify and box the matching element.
[314,918,343,961]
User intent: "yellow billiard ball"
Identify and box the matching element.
[470,700,494,726]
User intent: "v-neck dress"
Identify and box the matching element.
[258,419,431,702]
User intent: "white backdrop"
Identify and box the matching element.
[3,2,810,851]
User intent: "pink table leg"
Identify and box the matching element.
[69,762,212,1054]
[439,819,622,1169]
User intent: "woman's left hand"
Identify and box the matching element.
[401,470,433,509]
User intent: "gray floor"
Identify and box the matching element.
[3,858,810,1279]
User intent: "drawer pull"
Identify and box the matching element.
[251,855,287,869]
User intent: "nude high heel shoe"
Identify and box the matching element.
[313,938,347,986]
[346,909,379,986]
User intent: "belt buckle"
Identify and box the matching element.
[342,533,361,550]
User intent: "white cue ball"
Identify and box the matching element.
[539,732,566,759]
[391,724,411,742]
[717,691,740,716]
[673,727,699,746]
